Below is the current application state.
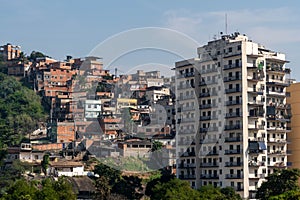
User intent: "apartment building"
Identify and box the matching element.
[287,83,300,169]
[175,32,291,199]
[0,43,21,61]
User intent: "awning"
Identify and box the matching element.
[258,141,267,150]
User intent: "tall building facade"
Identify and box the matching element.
[287,83,300,169]
[175,32,291,199]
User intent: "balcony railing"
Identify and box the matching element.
[223,63,242,70]
[200,80,218,86]
[225,137,242,142]
[248,161,266,167]
[225,162,243,167]
[200,174,219,179]
[200,151,219,156]
[177,72,195,79]
[200,127,218,133]
[224,124,242,130]
[226,100,242,106]
[225,174,243,179]
[225,149,242,154]
[180,151,196,157]
[225,112,242,118]
[199,138,218,144]
[224,75,242,82]
[179,175,196,179]
[248,124,264,130]
[200,115,218,121]
[200,162,219,167]
[225,87,242,94]
[199,104,218,109]
[199,91,218,98]
[201,68,218,74]
[178,163,196,168]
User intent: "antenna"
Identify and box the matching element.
[225,13,228,34]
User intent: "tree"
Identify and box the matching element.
[1,179,38,200]
[93,163,122,187]
[41,154,50,175]
[256,168,300,200]
[28,51,47,61]
[0,73,46,148]
[94,176,111,200]
[198,185,224,200]
[151,178,200,200]
[112,175,143,200]
[220,187,242,200]
[269,189,300,200]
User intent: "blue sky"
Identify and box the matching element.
[1,0,300,79]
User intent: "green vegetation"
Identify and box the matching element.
[256,168,300,200]
[0,177,76,200]
[94,163,242,200]
[0,73,46,148]
[98,156,150,172]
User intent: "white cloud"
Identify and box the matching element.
[162,7,300,45]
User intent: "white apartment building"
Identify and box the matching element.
[85,99,102,119]
[175,32,291,199]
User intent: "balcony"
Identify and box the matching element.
[182,106,195,112]
[224,124,242,130]
[199,91,218,98]
[224,75,242,82]
[200,162,219,168]
[225,137,242,142]
[249,174,265,179]
[225,174,243,179]
[200,115,218,121]
[178,129,196,135]
[223,63,242,70]
[199,104,218,109]
[201,68,218,74]
[200,174,219,179]
[248,124,264,130]
[266,90,286,97]
[248,88,264,95]
[248,161,266,167]
[178,163,196,168]
[266,66,290,74]
[248,100,264,106]
[267,80,289,87]
[199,138,218,144]
[199,127,218,133]
[178,95,195,101]
[267,138,288,144]
[267,126,291,132]
[247,76,263,82]
[225,112,242,118]
[248,112,264,118]
[177,84,194,90]
[179,174,196,179]
[181,118,196,123]
[200,151,219,156]
[199,79,218,86]
[225,149,242,154]
[225,162,243,167]
[267,162,287,168]
[226,100,242,106]
[225,87,242,94]
[177,71,195,79]
[178,140,196,146]
[180,151,196,157]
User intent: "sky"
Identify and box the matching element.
[1,0,300,79]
